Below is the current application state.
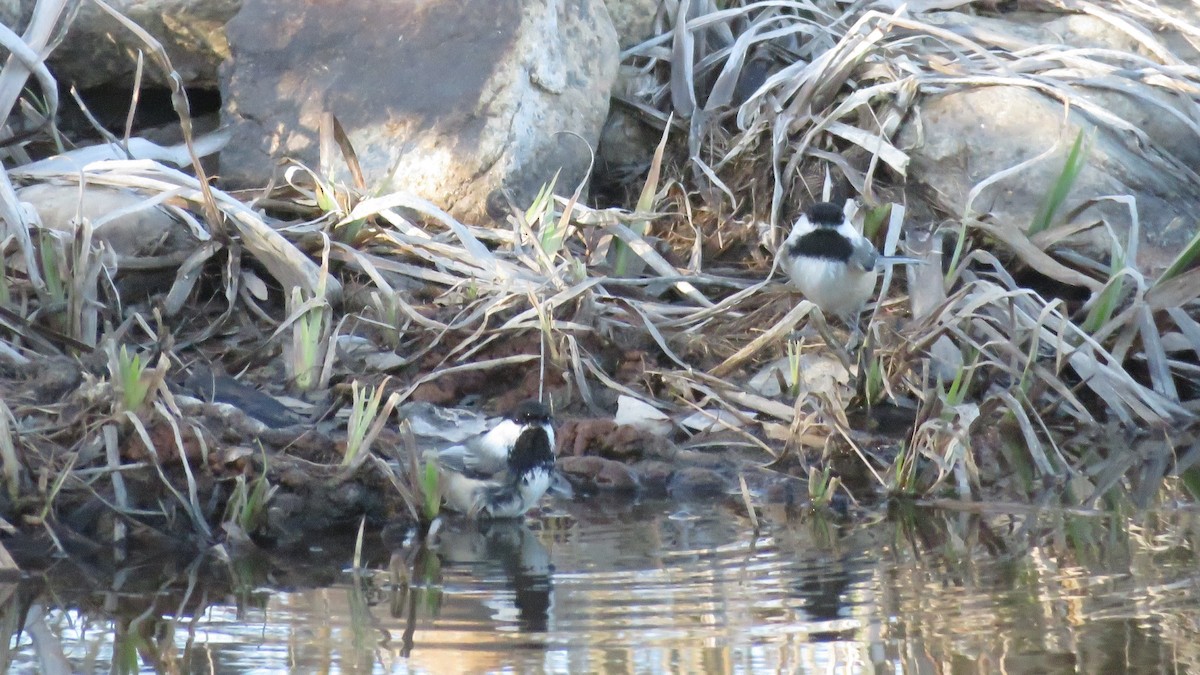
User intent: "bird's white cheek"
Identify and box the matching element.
[480,420,521,457]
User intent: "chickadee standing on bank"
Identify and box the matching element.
[783,201,921,324]
[437,400,556,519]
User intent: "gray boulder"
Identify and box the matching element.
[219,0,619,224]
[604,0,660,50]
[897,11,1200,274]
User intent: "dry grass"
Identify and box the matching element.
[0,0,1198,546]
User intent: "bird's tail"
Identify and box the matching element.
[878,255,923,266]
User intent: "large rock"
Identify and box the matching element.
[604,0,660,49]
[898,11,1200,274]
[37,0,238,89]
[220,0,619,224]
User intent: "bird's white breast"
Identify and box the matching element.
[486,468,553,519]
[786,255,878,318]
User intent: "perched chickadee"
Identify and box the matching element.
[437,400,556,519]
[783,201,920,321]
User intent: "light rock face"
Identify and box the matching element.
[17,183,196,259]
[898,11,1200,274]
[603,0,660,49]
[36,0,238,89]
[220,0,619,224]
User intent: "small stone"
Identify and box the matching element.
[629,459,673,496]
[558,455,640,492]
[667,467,730,499]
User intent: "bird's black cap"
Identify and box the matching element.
[508,400,553,425]
[806,202,845,227]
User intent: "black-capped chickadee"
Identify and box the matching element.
[437,400,556,519]
[783,201,920,323]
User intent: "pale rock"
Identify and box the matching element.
[614,394,673,436]
[899,11,1200,275]
[604,0,661,50]
[16,183,195,259]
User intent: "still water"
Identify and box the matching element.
[6,497,1200,673]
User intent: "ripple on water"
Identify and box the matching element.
[8,501,1200,673]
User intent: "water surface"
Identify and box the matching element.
[6,498,1200,673]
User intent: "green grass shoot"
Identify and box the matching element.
[0,401,19,502]
[345,380,386,466]
[527,171,567,256]
[1153,224,1200,287]
[38,229,65,306]
[290,287,328,392]
[115,345,153,413]
[421,458,441,521]
[0,252,9,307]
[865,354,886,405]
[38,452,76,521]
[1029,129,1090,236]
[224,447,274,534]
[786,338,802,398]
[863,203,891,240]
[1082,243,1126,334]
[808,465,841,508]
[887,441,917,494]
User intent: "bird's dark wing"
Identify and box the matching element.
[849,239,879,272]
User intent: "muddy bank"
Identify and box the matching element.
[0,333,861,558]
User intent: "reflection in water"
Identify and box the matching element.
[393,517,554,643]
[5,499,1200,673]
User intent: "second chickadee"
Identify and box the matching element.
[437,400,556,519]
[783,201,920,321]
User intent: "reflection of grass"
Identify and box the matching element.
[887,441,918,495]
[390,536,444,657]
[347,518,377,669]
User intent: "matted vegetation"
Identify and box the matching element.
[1,0,1199,553]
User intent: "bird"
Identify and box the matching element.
[436,400,557,519]
[782,201,921,325]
